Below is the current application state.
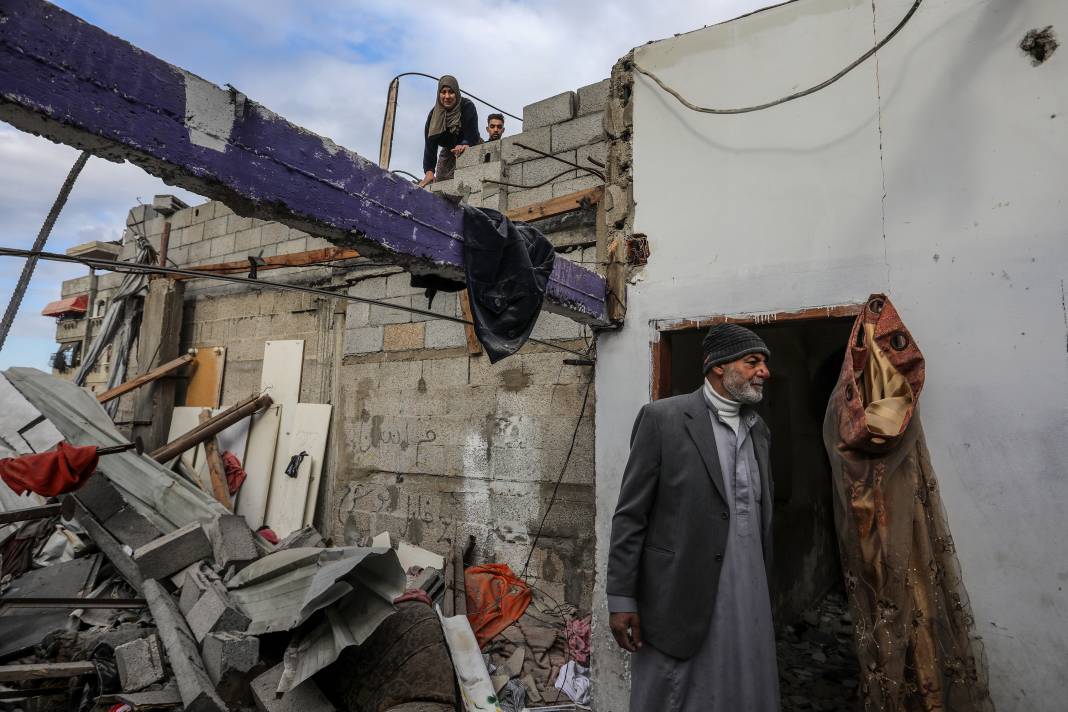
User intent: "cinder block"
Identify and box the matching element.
[209,234,236,257]
[383,322,425,351]
[530,310,584,341]
[552,174,602,197]
[260,222,289,245]
[276,237,308,256]
[347,276,388,299]
[251,662,335,712]
[386,272,423,298]
[551,113,605,153]
[577,141,608,170]
[188,239,212,264]
[424,320,467,350]
[212,202,234,219]
[115,634,165,691]
[179,222,206,246]
[369,296,413,325]
[523,91,575,129]
[520,153,577,186]
[179,565,212,615]
[501,126,551,163]
[202,631,260,703]
[343,326,384,355]
[227,214,253,233]
[132,522,212,580]
[507,184,554,210]
[234,227,263,253]
[165,244,190,266]
[185,582,251,642]
[105,506,163,548]
[428,178,458,195]
[74,475,125,521]
[209,514,259,575]
[577,79,610,116]
[345,302,370,328]
[455,140,501,169]
[204,216,229,240]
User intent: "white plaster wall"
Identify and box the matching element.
[593,1,1068,710]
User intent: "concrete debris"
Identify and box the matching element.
[185,581,251,642]
[251,662,336,712]
[208,513,259,576]
[133,521,212,580]
[777,590,861,712]
[115,634,166,691]
[202,631,261,704]
[143,578,228,712]
[179,564,215,615]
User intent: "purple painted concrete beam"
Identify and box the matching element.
[0,0,610,325]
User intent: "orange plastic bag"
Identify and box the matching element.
[464,563,532,648]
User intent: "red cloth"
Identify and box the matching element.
[221,451,246,495]
[0,441,99,497]
[465,563,532,648]
[394,589,433,606]
[565,615,592,665]
[257,527,279,545]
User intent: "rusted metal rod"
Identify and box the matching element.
[0,598,146,611]
[150,394,273,463]
[0,503,62,525]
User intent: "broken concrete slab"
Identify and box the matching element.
[115,634,166,691]
[202,631,260,704]
[143,579,227,712]
[251,662,335,712]
[179,565,214,616]
[185,582,250,643]
[208,514,258,575]
[106,505,164,548]
[133,521,212,580]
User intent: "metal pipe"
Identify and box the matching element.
[150,393,273,463]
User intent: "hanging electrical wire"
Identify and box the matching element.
[0,247,596,360]
[631,0,923,115]
[388,72,522,122]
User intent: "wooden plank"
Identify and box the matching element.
[97,353,194,404]
[263,403,331,536]
[234,404,281,530]
[0,662,96,682]
[505,186,603,223]
[184,347,225,408]
[0,2,610,325]
[198,410,232,511]
[131,279,185,452]
[172,247,360,281]
[457,290,482,356]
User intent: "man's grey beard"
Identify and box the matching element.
[722,366,764,404]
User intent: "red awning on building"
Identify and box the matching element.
[41,294,88,317]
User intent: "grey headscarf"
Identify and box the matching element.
[427,75,462,139]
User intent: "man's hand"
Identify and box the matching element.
[417,170,435,188]
[451,144,468,158]
[609,612,643,652]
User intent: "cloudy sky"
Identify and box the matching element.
[0,0,770,369]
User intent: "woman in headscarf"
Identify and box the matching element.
[418,75,481,187]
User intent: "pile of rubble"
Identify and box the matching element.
[777,589,862,712]
[0,368,589,712]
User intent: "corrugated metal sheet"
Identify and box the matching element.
[3,368,228,534]
[227,545,404,692]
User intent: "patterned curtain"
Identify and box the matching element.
[823,294,993,711]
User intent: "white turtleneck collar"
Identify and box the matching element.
[703,379,741,433]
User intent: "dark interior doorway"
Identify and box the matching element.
[654,314,862,710]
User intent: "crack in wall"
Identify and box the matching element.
[872,0,891,291]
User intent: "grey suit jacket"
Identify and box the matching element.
[606,387,774,659]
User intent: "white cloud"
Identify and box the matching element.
[0,0,773,369]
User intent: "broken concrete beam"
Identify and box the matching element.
[69,496,143,594]
[115,634,165,691]
[0,0,610,327]
[133,522,212,580]
[202,631,260,704]
[208,514,259,576]
[143,579,227,712]
[185,582,250,643]
[251,662,335,712]
[275,525,325,550]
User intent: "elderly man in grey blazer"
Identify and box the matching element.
[607,323,780,711]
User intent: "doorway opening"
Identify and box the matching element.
[652,307,863,710]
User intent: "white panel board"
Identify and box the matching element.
[264,403,331,537]
[235,404,281,529]
[166,406,204,473]
[259,340,304,406]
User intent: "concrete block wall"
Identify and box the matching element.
[332,348,596,607]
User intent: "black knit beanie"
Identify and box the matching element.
[702,323,770,373]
